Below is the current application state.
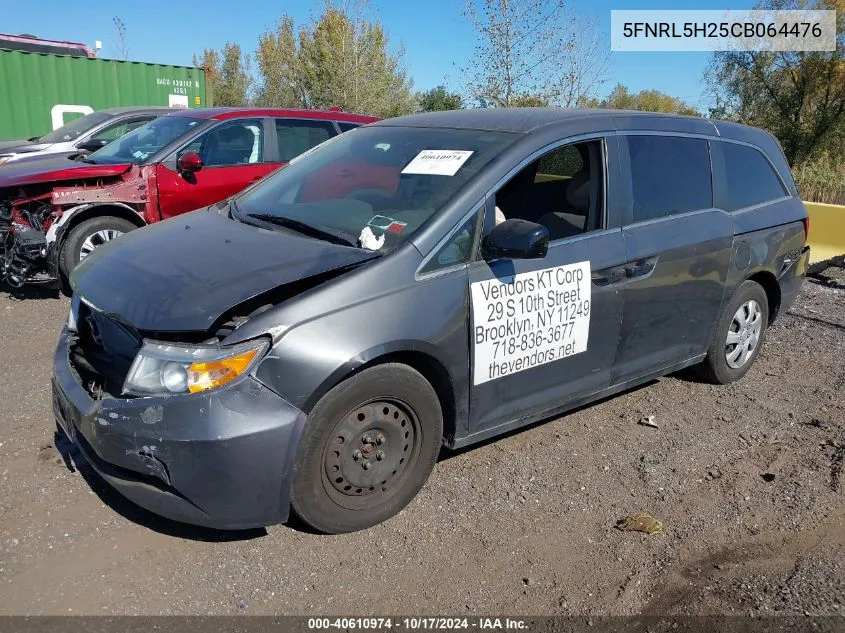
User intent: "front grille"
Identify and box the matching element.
[69,302,142,397]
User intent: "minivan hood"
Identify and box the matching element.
[71,207,379,332]
[0,155,131,188]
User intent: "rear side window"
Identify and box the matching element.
[721,142,787,211]
[627,135,712,223]
[275,119,337,162]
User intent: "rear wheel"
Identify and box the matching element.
[695,280,769,384]
[290,363,443,534]
[60,216,136,279]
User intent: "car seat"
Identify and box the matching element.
[496,163,540,222]
[203,125,255,166]
[536,143,603,240]
[395,172,438,209]
[538,170,590,239]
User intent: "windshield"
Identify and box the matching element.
[233,126,516,251]
[39,111,113,143]
[88,116,204,165]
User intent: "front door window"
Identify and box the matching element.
[179,119,265,167]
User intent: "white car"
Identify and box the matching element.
[0,106,177,165]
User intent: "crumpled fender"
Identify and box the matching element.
[0,158,132,189]
[44,202,143,246]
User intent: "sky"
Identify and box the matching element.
[1,0,757,112]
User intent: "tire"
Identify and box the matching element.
[290,363,443,534]
[59,216,137,279]
[695,280,770,384]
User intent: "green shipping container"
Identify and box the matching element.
[0,49,208,140]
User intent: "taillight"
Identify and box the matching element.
[802,217,809,243]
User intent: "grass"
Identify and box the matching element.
[793,153,845,205]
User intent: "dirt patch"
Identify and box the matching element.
[0,273,842,615]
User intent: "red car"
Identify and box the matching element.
[0,107,379,288]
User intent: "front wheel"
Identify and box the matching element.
[290,363,443,534]
[60,216,137,279]
[695,280,770,384]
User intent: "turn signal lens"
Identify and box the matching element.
[187,347,262,393]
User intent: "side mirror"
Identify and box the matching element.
[177,151,203,174]
[76,138,109,153]
[481,218,549,261]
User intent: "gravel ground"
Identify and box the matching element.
[0,267,842,616]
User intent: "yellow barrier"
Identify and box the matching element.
[803,201,845,266]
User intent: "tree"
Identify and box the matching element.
[595,83,700,116]
[193,43,252,106]
[112,17,129,60]
[298,2,415,117]
[510,94,549,107]
[193,49,220,103]
[462,0,609,107]
[254,16,307,108]
[706,0,845,165]
[417,85,464,111]
[251,2,414,117]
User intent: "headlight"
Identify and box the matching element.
[122,338,269,397]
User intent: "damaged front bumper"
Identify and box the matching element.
[52,326,307,529]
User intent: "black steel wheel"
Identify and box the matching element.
[291,363,442,534]
[322,399,421,507]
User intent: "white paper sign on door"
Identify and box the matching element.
[471,261,592,385]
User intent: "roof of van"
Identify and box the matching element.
[372,107,761,140]
[168,107,380,124]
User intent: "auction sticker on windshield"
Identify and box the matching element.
[401,150,473,176]
[471,262,591,385]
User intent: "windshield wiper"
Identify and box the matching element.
[245,213,360,248]
[73,155,98,164]
[227,198,240,219]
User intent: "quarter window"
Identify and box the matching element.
[275,119,337,162]
[420,210,481,274]
[627,135,712,222]
[721,142,787,211]
[493,140,604,240]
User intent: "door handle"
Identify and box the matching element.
[592,267,626,286]
[624,257,658,279]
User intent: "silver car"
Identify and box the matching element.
[0,106,177,165]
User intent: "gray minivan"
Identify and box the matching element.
[53,109,809,533]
